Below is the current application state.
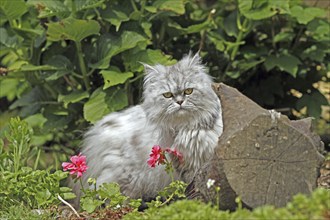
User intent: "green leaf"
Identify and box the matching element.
[62,192,77,200]
[238,0,289,20]
[24,114,47,129]
[273,32,294,43]
[0,28,19,48]
[91,31,148,69]
[100,69,133,89]
[47,17,100,42]
[58,90,90,108]
[153,0,186,15]
[73,0,105,12]
[44,55,73,81]
[223,11,239,37]
[208,32,226,52]
[27,0,70,18]
[81,197,104,213]
[0,0,27,20]
[296,90,328,118]
[301,45,326,62]
[307,19,330,42]
[101,5,130,31]
[168,19,212,35]
[83,87,128,123]
[123,49,175,72]
[0,78,20,101]
[264,54,301,77]
[291,6,326,25]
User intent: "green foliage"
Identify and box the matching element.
[0,0,329,164]
[0,204,54,220]
[0,167,72,210]
[80,179,141,213]
[0,117,75,214]
[147,180,187,209]
[80,180,141,213]
[125,188,330,220]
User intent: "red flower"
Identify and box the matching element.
[62,153,88,178]
[147,145,183,168]
[147,145,165,167]
[165,148,183,162]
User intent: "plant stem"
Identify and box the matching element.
[75,41,90,90]
[230,18,249,60]
[79,178,86,194]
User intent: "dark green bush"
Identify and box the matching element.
[0,0,329,163]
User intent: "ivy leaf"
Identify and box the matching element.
[58,90,90,108]
[47,17,100,42]
[296,90,328,118]
[264,54,301,77]
[91,31,147,69]
[153,0,186,15]
[291,6,326,25]
[84,87,128,123]
[0,0,27,20]
[100,69,133,89]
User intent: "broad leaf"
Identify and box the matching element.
[0,79,20,101]
[58,90,89,108]
[81,197,103,213]
[0,0,27,20]
[153,0,185,15]
[101,5,130,31]
[91,31,147,69]
[291,6,326,25]
[73,0,105,12]
[44,55,74,81]
[100,69,133,89]
[264,54,301,77]
[0,28,19,48]
[123,49,175,71]
[84,87,128,123]
[296,90,328,118]
[27,0,70,18]
[238,0,289,20]
[168,19,212,35]
[47,17,100,42]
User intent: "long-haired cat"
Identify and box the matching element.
[76,52,223,201]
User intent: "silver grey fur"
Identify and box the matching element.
[75,52,223,201]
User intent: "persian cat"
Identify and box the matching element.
[77,53,223,201]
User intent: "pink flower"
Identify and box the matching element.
[62,153,88,178]
[165,148,183,162]
[147,145,165,167]
[147,145,183,168]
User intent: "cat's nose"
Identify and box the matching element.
[176,100,184,105]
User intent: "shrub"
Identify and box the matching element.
[0,0,328,162]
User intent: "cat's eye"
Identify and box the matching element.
[163,92,173,98]
[184,88,193,95]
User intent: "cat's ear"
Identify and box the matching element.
[140,62,159,75]
[188,51,202,67]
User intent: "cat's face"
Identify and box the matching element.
[142,53,219,126]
